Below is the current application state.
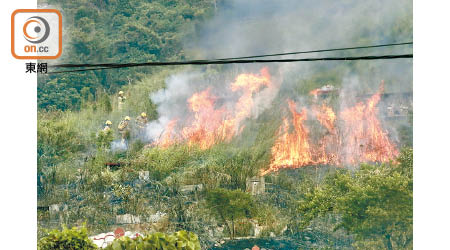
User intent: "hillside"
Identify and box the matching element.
[37,1,413,249]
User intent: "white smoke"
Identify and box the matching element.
[111,140,127,152]
[145,0,412,146]
[145,72,202,141]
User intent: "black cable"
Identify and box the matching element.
[199,41,413,61]
[49,41,412,69]
[47,54,412,75]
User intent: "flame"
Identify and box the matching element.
[340,81,398,164]
[156,119,178,148]
[313,104,340,165]
[154,68,271,149]
[181,88,228,149]
[261,100,313,175]
[262,81,398,175]
[315,104,337,133]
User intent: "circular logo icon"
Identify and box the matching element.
[23,16,50,44]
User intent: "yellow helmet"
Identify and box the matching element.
[105,120,112,125]
[141,112,147,117]
[119,91,124,95]
[124,116,131,121]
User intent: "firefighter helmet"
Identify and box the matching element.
[105,120,112,125]
[119,91,124,95]
[124,116,131,121]
[141,112,147,117]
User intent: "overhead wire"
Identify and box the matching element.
[47,54,412,74]
[46,41,413,74]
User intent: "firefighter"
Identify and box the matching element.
[118,91,126,110]
[118,116,131,142]
[136,112,148,129]
[103,120,113,132]
[97,120,114,148]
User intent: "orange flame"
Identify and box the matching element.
[262,81,398,175]
[261,100,313,175]
[154,68,271,149]
[157,119,178,148]
[315,104,337,133]
[313,104,340,165]
[340,81,398,164]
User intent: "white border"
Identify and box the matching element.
[414,0,450,249]
[1,0,37,249]
[2,1,450,249]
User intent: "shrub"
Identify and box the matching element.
[38,225,97,250]
[105,231,201,250]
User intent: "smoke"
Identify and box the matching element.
[186,0,412,91]
[111,140,127,152]
[145,0,412,148]
[144,66,283,143]
[145,73,199,141]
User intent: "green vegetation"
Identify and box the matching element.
[38,225,97,250]
[36,1,412,249]
[38,0,214,111]
[105,231,201,250]
[206,188,255,239]
[36,66,413,248]
[299,149,413,249]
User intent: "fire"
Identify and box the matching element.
[262,81,398,175]
[340,81,398,164]
[315,104,337,133]
[152,70,398,175]
[313,104,340,165]
[181,88,227,149]
[261,100,313,175]
[154,68,271,149]
[157,119,178,148]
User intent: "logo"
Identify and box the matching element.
[23,16,51,44]
[11,9,62,59]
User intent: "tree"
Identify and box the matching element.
[298,148,413,250]
[206,188,255,239]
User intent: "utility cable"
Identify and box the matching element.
[47,53,412,74]
[50,41,412,69]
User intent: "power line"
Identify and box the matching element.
[199,41,413,61]
[47,54,412,74]
[50,41,412,69]
[47,41,413,74]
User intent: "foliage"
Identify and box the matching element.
[105,231,201,250]
[133,145,202,181]
[38,225,97,250]
[206,188,255,239]
[95,129,114,149]
[38,111,85,170]
[298,149,413,250]
[38,0,214,111]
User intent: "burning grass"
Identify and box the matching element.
[262,81,398,175]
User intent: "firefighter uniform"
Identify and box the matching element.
[118,91,126,110]
[103,120,113,132]
[118,116,131,142]
[136,112,148,129]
